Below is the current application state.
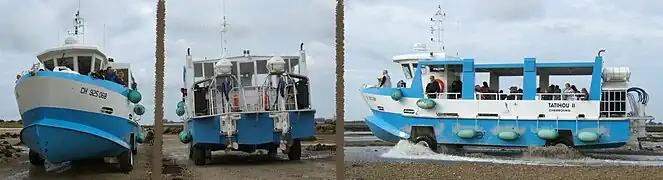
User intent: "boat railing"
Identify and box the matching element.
[425,93,462,99]
[536,93,588,101]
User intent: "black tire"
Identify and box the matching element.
[287,139,302,160]
[412,136,438,153]
[188,143,194,159]
[546,138,574,148]
[192,146,206,166]
[267,143,278,158]
[118,150,134,173]
[130,135,138,155]
[28,150,44,166]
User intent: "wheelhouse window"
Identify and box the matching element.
[44,59,55,71]
[401,64,412,79]
[193,63,203,77]
[56,57,75,70]
[256,60,268,74]
[284,58,291,73]
[203,62,214,78]
[239,62,255,87]
[77,56,92,75]
[94,58,102,71]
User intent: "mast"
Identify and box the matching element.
[220,0,229,57]
[68,0,85,43]
[429,5,445,52]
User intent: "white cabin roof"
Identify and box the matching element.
[36,37,106,61]
[392,52,461,64]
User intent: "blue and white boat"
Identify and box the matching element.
[14,10,146,172]
[360,6,654,153]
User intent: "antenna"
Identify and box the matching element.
[103,24,107,50]
[67,0,85,43]
[220,0,230,58]
[429,5,446,52]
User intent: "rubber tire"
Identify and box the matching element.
[192,146,206,166]
[267,143,278,158]
[188,144,194,159]
[118,151,134,173]
[130,135,138,155]
[547,138,573,148]
[413,136,438,153]
[287,139,302,161]
[28,150,45,166]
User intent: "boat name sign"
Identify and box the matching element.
[80,86,108,99]
[547,102,575,112]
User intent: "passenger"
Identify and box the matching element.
[117,71,128,87]
[425,75,440,98]
[499,90,507,100]
[479,81,490,93]
[581,88,589,100]
[563,83,575,100]
[378,69,392,88]
[554,85,562,100]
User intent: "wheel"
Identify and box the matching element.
[287,139,301,160]
[118,150,134,173]
[192,145,206,166]
[412,136,438,153]
[188,143,194,159]
[28,150,45,166]
[267,143,278,158]
[546,138,573,148]
[130,135,138,155]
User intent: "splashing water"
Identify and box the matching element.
[379,140,663,167]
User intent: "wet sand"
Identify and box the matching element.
[0,128,336,180]
[344,132,663,180]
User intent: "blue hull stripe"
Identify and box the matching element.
[20,107,138,162]
[365,110,629,148]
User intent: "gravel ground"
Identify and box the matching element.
[162,134,337,180]
[344,162,663,180]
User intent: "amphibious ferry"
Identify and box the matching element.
[174,5,315,165]
[360,6,654,153]
[14,10,146,172]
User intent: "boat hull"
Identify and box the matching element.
[184,110,316,151]
[361,89,629,149]
[15,71,140,163]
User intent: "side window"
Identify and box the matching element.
[94,58,102,71]
[44,59,55,71]
[284,59,291,73]
[401,64,412,79]
[56,57,75,70]
[256,60,268,74]
[77,56,92,75]
[239,62,255,86]
[203,62,214,78]
[193,63,203,77]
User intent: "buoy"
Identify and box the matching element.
[177,101,185,109]
[536,129,559,140]
[576,131,600,142]
[135,132,145,144]
[176,106,185,116]
[498,131,520,141]
[133,104,145,115]
[456,129,476,139]
[178,131,192,144]
[416,98,436,109]
[390,89,402,101]
[127,90,142,104]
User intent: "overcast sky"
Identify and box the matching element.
[0,0,335,125]
[345,0,663,121]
